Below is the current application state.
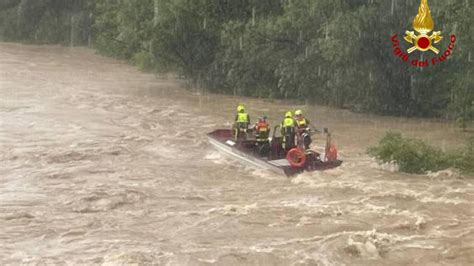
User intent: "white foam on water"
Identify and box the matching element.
[418,195,469,205]
[370,158,400,172]
[204,151,231,165]
[216,203,258,216]
[346,237,381,260]
[427,168,462,179]
[250,168,280,180]
[280,197,322,208]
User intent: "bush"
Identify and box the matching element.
[368,132,450,174]
[452,137,474,175]
[132,51,155,71]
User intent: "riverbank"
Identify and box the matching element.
[2,1,473,121]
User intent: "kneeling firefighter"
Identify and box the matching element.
[254,116,270,156]
[254,116,270,142]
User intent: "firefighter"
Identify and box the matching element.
[254,116,270,156]
[294,110,312,150]
[254,116,270,143]
[280,111,296,151]
[234,104,250,140]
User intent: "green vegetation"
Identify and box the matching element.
[0,0,472,122]
[369,132,474,175]
[0,0,94,45]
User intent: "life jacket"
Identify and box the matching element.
[282,117,295,128]
[255,121,270,142]
[256,121,269,132]
[296,118,308,128]
[281,117,295,136]
[236,113,249,123]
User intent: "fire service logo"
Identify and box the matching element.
[391,0,456,67]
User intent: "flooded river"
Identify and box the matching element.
[1,43,473,265]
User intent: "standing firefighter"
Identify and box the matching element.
[295,110,312,150]
[280,111,296,151]
[234,104,250,140]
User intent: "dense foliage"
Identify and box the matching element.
[0,0,94,45]
[1,0,472,121]
[369,132,474,175]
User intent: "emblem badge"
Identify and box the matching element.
[404,0,442,54]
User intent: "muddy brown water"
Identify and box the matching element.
[1,43,473,265]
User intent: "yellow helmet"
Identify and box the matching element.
[295,110,303,116]
[285,111,293,118]
[237,104,245,113]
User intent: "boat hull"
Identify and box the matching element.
[207,129,342,176]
